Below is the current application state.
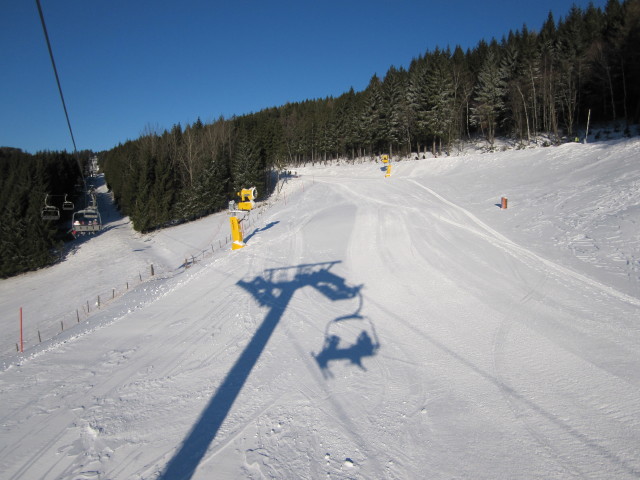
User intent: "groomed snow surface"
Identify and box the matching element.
[1,138,640,479]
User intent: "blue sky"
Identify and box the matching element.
[2,0,607,153]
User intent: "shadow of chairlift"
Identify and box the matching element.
[313,313,381,378]
[158,261,368,480]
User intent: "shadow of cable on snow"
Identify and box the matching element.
[366,297,640,479]
[159,261,364,480]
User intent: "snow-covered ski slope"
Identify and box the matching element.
[1,138,639,479]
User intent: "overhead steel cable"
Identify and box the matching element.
[35,0,77,153]
[35,0,86,193]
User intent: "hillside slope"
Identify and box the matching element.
[1,139,639,479]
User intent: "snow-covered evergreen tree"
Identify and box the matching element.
[472,50,508,146]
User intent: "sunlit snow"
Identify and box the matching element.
[1,137,639,479]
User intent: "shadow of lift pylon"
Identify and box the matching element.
[159,261,370,480]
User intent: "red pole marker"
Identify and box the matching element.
[20,307,23,353]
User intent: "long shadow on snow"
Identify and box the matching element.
[313,320,380,378]
[311,287,380,378]
[159,260,366,480]
[243,220,280,243]
[366,297,640,478]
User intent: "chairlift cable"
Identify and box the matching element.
[35,0,86,193]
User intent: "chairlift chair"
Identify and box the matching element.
[62,194,74,211]
[82,207,99,219]
[41,194,60,221]
[71,209,102,235]
[42,206,60,221]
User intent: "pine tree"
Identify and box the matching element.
[131,147,153,232]
[231,130,261,194]
[556,6,587,136]
[472,50,507,146]
[361,74,384,155]
[451,46,475,146]
[381,67,407,156]
[425,50,455,154]
[407,58,431,154]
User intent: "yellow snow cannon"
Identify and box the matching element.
[237,186,257,211]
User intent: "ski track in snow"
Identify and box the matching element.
[407,177,640,308]
[1,138,640,479]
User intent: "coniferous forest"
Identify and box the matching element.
[0,148,91,277]
[2,0,639,277]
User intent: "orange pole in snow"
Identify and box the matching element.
[19,307,23,353]
[501,196,508,209]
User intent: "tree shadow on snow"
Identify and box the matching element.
[159,260,369,480]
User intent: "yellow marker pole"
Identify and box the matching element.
[229,216,245,250]
[385,164,391,177]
